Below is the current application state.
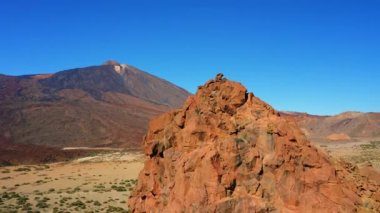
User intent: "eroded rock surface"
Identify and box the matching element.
[129,75,380,212]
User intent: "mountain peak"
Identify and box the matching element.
[195,73,248,115]
[103,59,121,66]
[38,64,190,107]
[102,60,125,74]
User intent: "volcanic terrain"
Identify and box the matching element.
[0,62,190,164]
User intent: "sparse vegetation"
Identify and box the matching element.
[35,164,50,171]
[360,141,380,150]
[35,197,50,209]
[17,196,28,205]
[35,179,46,184]
[67,187,81,194]
[70,200,86,209]
[111,185,127,192]
[14,167,31,172]
[1,169,10,174]
[106,205,129,213]
[0,152,142,212]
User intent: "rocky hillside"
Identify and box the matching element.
[129,74,380,212]
[281,111,380,142]
[0,63,190,148]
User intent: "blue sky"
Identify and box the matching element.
[0,0,379,115]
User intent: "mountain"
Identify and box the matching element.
[0,62,190,149]
[280,111,380,142]
[38,63,189,107]
[129,74,380,212]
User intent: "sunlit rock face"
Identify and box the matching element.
[129,74,380,212]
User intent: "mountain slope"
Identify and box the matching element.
[115,64,189,107]
[38,64,189,107]
[281,111,380,142]
[0,63,190,149]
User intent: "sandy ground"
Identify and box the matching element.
[0,152,145,213]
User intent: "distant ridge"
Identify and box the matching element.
[280,111,380,142]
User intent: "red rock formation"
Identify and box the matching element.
[129,75,380,212]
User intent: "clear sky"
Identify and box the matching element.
[0,0,379,115]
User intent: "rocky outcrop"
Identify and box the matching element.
[129,75,380,212]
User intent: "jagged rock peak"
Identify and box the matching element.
[128,75,380,212]
[215,73,225,81]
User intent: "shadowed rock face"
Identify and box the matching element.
[129,75,380,212]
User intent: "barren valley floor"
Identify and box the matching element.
[316,140,380,170]
[0,152,145,213]
[1,140,379,212]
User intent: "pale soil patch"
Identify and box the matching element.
[0,152,145,212]
[326,133,351,141]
